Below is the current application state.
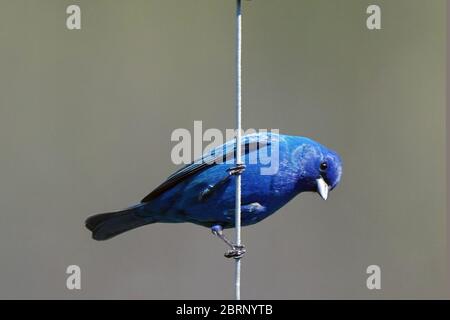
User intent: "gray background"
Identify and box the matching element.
[0,0,447,299]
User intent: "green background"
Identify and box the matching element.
[0,0,447,298]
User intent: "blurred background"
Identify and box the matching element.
[0,0,447,299]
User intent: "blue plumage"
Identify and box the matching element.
[86,133,342,241]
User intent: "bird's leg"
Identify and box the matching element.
[199,164,246,202]
[226,163,246,176]
[199,178,231,202]
[211,225,246,259]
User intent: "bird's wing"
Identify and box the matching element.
[141,133,279,203]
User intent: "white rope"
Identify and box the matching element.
[234,0,243,301]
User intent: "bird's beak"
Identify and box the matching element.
[316,177,329,200]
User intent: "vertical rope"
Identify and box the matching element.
[234,0,243,301]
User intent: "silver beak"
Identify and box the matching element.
[316,177,329,200]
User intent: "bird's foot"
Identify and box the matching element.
[224,244,246,259]
[211,225,246,259]
[227,164,246,176]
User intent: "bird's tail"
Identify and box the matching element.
[85,204,156,241]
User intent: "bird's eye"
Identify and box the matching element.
[320,162,328,172]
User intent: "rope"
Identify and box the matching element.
[234,0,243,301]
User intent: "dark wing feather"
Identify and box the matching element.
[140,133,277,203]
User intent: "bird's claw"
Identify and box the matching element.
[224,245,246,259]
[227,164,246,176]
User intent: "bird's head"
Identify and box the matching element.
[292,139,343,200]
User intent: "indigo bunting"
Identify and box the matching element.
[86,133,342,257]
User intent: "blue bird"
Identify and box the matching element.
[85,133,342,258]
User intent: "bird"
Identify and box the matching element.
[85,132,342,258]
